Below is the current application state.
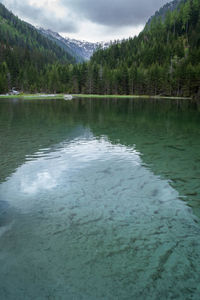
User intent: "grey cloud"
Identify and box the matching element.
[62,0,168,27]
[1,0,169,35]
[1,0,78,32]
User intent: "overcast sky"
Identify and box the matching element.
[1,0,169,42]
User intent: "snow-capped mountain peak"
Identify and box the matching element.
[38,28,110,62]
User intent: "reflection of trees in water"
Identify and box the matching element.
[0,97,200,216]
[0,99,84,182]
[87,98,200,217]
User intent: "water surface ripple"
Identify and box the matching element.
[0,98,200,299]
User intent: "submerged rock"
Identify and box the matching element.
[0,200,10,226]
[0,200,14,237]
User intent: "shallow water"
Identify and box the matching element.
[0,97,200,299]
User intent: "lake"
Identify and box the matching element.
[0,97,200,299]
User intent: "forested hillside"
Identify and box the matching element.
[0,3,75,93]
[68,0,200,98]
[147,0,183,25]
[39,28,85,63]
[0,0,200,97]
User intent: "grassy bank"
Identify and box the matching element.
[73,94,192,100]
[0,93,193,100]
[0,94,65,100]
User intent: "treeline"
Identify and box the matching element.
[0,0,200,98]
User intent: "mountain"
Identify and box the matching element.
[1,0,200,97]
[67,0,200,98]
[0,2,75,93]
[38,28,109,62]
[63,36,110,61]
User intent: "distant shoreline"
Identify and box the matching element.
[0,93,193,100]
[0,94,66,100]
[73,94,193,100]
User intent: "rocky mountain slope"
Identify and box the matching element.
[39,28,109,62]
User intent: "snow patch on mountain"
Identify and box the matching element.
[39,28,110,61]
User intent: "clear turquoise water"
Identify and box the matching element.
[0,97,200,299]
